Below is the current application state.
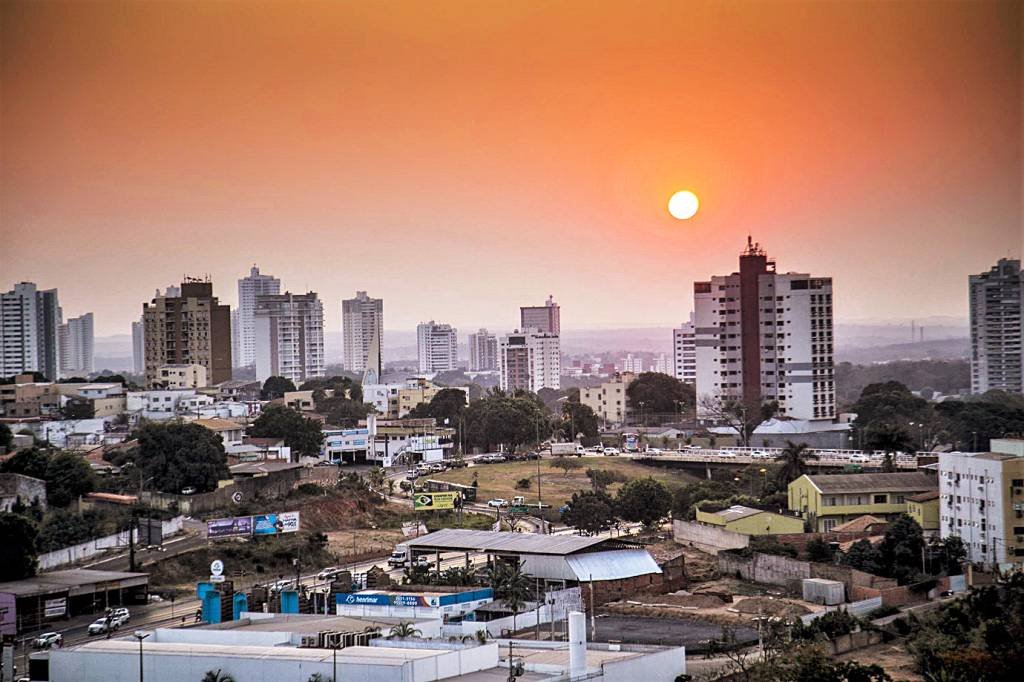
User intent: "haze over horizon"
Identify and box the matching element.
[2,1,1021,337]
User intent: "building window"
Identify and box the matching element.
[873,494,887,504]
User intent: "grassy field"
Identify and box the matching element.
[431,458,698,507]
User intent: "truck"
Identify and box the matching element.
[387,543,410,567]
[549,442,584,457]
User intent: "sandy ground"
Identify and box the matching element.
[836,642,923,681]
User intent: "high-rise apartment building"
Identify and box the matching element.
[520,295,560,335]
[970,259,1023,394]
[499,330,560,392]
[236,266,281,368]
[253,292,325,385]
[694,238,835,421]
[131,317,145,375]
[342,291,383,380]
[652,353,671,375]
[59,312,94,377]
[468,329,499,371]
[0,282,62,380]
[142,279,232,388]
[620,354,644,374]
[673,314,697,384]
[417,321,458,373]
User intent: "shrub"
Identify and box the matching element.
[515,478,532,491]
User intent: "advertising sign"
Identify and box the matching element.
[207,516,253,538]
[44,598,66,618]
[413,491,459,511]
[253,511,300,535]
[336,593,435,607]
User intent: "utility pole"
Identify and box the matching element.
[128,513,137,572]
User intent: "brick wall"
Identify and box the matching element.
[673,519,750,554]
[774,530,880,556]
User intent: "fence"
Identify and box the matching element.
[37,515,185,570]
[440,587,583,639]
[799,597,882,625]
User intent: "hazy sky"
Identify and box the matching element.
[2,1,1021,337]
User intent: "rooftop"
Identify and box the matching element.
[406,529,640,556]
[0,569,148,598]
[703,505,766,522]
[229,461,303,476]
[198,613,416,634]
[831,515,889,533]
[194,417,244,431]
[908,490,940,502]
[802,472,937,494]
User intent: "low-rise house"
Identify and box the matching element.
[696,504,805,535]
[907,491,940,536]
[788,472,937,532]
[0,375,60,419]
[194,417,245,446]
[155,363,208,389]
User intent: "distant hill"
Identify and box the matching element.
[836,338,969,364]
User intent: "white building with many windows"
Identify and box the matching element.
[468,329,498,371]
[499,330,560,392]
[236,265,281,368]
[59,312,94,378]
[253,292,325,385]
[417,321,458,373]
[342,290,383,380]
[673,314,696,384]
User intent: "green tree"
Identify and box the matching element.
[555,400,599,441]
[248,404,325,457]
[934,394,1024,452]
[698,395,778,446]
[488,561,532,633]
[0,512,38,580]
[367,466,387,490]
[616,477,671,527]
[0,446,50,479]
[135,421,230,493]
[877,514,924,583]
[805,537,836,563]
[671,479,738,519]
[561,491,616,535]
[462,390,548,452]
[406,388,468,426]
[851,381,930,429]
[549,456,581,477]
[317,395,374,427]
[0,422,13,451]
[773,441,818,489]
[625,372,694,425]
[840,539,883,575]
[261,375,297,400]
[36,508,103,551]
[201,670,236,682]
[44,451,96,506]
[388,621,422,638]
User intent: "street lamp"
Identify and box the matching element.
[759,468,768,496]
[133,631,150,682]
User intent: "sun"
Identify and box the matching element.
[668,190,700,220]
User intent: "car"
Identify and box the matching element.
[317,567,343,581]
[112,607,130,624]
[602,448,620,456]
[180,486,197,495]
[269,579,295,594]
[33,632,62,649]
[411,556,431,568]
[487,498,509,508]
[750,450,772,459]
[87,618,113,635]
[405,472,419,481]
[447,459,468,468]
[524,451,541,460]
[849,454,870,463]
[716,451,738,458]
[428,463,445,472]
[682,444,702,451]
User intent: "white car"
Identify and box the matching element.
[269,579,295,594]
[317,567,343,581]
[487,498,508,508]
[87,618,114,635]
[602,448,620,456]
[112,607,130,624]
[717,451,738,458]
[33,632,62,649]
[750,450,772,459]
[849,454,870,463]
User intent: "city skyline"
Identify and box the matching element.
[2,1,1020,337]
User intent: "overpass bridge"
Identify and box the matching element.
[623,446,921,478]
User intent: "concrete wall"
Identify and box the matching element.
[141,468,302,514]
[673,520,749,554]
[600,644,687,682]
[37,515,185,570]
[718,551,811,586]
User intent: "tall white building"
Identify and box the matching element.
[620,354,644,374]
[236,266,281,368]
[0,282,62,380]
[970,259,1023,394]
[342,291,383,380]
[652,353,671,375]
[694,238,835,422]
[468,329,499,371]
[499,330,560,392]
[417,321,458,373]
[131,317,145,375]
[673,314,696,384]
[253,292,325,385]
[59,312,94,377]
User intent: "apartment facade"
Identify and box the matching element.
[59,312,94,378]
[236,265,281,369]
[788,472,937,532]
[520,295,560,335]
[417,321,458,373]
[969,258,1023,394]
[142,280,232,388]
[342,291,383,380]
[579,372,635,425]
[1,282,62,380]
[694,238,835,421]
[673,314,696,384]
[620,354,644,374]
[499,330,560,392]
[468,329,499,371]
[131,317,145,375]
[939,439,1024,566]
[156,364,208,389]
[253,292,325,385]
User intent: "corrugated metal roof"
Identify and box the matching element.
[564,550,662,581]
[406,529,637,556]
[805,472,937,494]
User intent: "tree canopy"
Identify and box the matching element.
[405,388,468,426]
[0,422,12,451]
[462,390,548,451]
[134,421,230,493]
[261,375,297,400]
[555,400,599,441]
[0,512,38,580]
[616,477,671,527]
[625,372,694,424]
[0,447,95,507]
[773,441,818,489]
[248,404,325,457]
[561,490,617,535]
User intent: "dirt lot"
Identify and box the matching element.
[590,614,758,651]
[836,642,923,682]
[431,459,697,506]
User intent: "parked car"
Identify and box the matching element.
[269,579,295,594]
[33,632,62,649]
[602,448,620,456]
[112,608,130,624]
[487,498,509,508]
[87,618,113,636]
[524,451,542,460]
[428,463,445,472]
[447,459,468,468]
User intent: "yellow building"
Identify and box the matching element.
[906,491,940,535]
[156,363,208,389]
[788,472,938,532]
[696,504,805,535]
[579,372,636,425]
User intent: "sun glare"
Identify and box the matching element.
[668,190,699,220]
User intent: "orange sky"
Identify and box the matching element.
[1,1,1021,336]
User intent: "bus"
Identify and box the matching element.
[423,479,478,503]
[623,432,640,452]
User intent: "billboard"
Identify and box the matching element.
[253,511,300,535]
[413,491,460,511]
[44,598,66,618]
[207,516,253,538]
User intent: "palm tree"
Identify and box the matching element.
[385,478,396,497]
[774,441,818,488]
[201,670,235,682]
[489,560,533,633]
[388,621,422,638]
[367,466,387,490]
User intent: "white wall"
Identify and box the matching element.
[37,516,184,570]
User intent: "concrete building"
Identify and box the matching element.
[156,363,208,389]
[0,375,61,419]
[907,490,940,537]
[416,321,458,373]
[342,291,383,380]
[939,439,1024,566]
[673,313,696,384]
[969,258,1023,394]
[620,353,644,373]
[788,472,937,532]
[579,372,635,425]
[521,295,560,335]
[253,292,325,385]
[142,280,232,388]
[467,328,498,371]
[59,312,94,378]
[363,378,465,419]
[499,330,560,392]
[694,238,835,422]
[131,317,145,375]
[695,504,805,535]
[373,418,456,466]
[236,265,281,369]
[1,282,62,380]
[652,353,671,376]
[194,417,245,446]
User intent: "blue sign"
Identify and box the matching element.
[337,593,393,606]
